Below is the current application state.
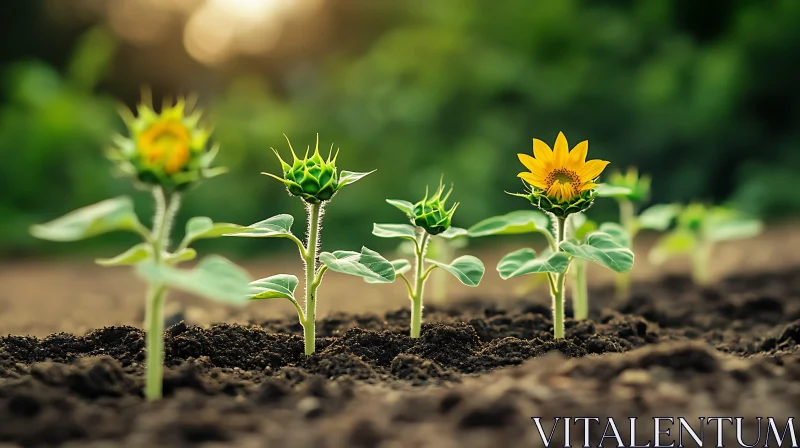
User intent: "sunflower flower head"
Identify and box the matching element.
[411,178,459,235]
[266,134,340,204]
[108,94,224,191]
[608,167,651,203]
[516,132,609,218]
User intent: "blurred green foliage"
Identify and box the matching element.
[2,0,800,257]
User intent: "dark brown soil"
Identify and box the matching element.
[2,269,800,447]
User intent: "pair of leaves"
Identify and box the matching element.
[249,247,397,301]
[498,230,634,279]
[137,256,252,305]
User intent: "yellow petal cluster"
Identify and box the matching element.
[517,132,609,203]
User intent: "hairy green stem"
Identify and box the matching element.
[144,187,180,401]
[410,231,431,338]
[302,202,323,355]
[551,216,568,339]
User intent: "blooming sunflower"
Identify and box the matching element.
[516,132,609,217]
[107,94,225,191]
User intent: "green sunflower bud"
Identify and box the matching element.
[607,167,651,203]
[266,135,340,204]
[107,95,224,192]
[412,180,459,235]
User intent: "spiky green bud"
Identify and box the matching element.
[412,180,459,235]
[266,135,341,204]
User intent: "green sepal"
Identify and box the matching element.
[529,188,597,218]
[425,255,485,287]
[372,223,417,242]
[96,243,152,267]
[248,274,299,301]
[468,210,551,237]
[497,249,570,279]
[180,216,248,248]
[560,232,634,273]
[320,246,396,283]
[30,196,146,242]
[136,255,252,305]
[228,214,295,238]
[637,204,681,231]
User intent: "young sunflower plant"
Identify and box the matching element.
[596,167,681,298]
[370,178,485,337]
[473,132,634,338]
[225,135,396,355]
[30,94,251,401]
[649,203,762,285]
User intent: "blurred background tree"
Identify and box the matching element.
[1,0,799,257]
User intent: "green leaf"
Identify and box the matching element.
[497,249,570,279]
[649,230,696,264]
[637,204,681,231]
[438,226,468,240]
[96,243,151,267]
[228,214,295,238]
[181,216,247,247]
[372,223,417,242]
[560,232,634,273]
[137,255,251,305]
[164,248,197,264]
[598,222,631,248]
[595,184,634,197]
[426,255,485,287]
[386,199,415,217]
[467,210,551,237]
[705,216,763,242]
[249,274,299,301]
[365,259,410,284]
[30,196,145,242]
[338,170,375,188]
[320,246,396,283]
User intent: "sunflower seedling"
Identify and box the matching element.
[649,203,762,285]
[486,132,634,338]
[372,179,485,337]
[226,135,395,354]
[597,167,681,298]
[30,95,251,401]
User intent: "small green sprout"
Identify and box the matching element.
[597,167,681,298]
[30,95,251,402]
[477,132,634,338]
[227,135,395,354]
[649,203,763,285]
[373,178,485,338]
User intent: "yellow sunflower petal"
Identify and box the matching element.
[518,172,547,189]
[580,182,598,191]
[517,154,548,178]
[569,140,588,169]
[578,159,610,181]
[533,138,554,164]
[553,132,569,168]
